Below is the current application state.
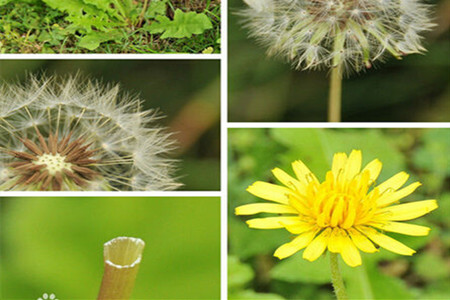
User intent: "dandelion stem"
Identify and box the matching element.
[97,237,145,300]
[329,253,348,300]
[328,66,342,122]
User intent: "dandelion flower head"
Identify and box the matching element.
[235,150,438,267]
[242,0,434,72]
[0,76,180,191]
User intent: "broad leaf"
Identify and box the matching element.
[77,30,122,50]
[146,9,212,39]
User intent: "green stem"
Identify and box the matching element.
[330,253,348,300]
[328,66,342,122]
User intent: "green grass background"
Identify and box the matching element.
[1,196,220,299]
[0,60,220,191]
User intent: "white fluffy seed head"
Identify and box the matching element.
[0,75,180,191]
[242,0,434,73]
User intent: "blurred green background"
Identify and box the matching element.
[0,60,220,190]
[0,196,220,299]
[228,128,450,299]
[228,0,450,122]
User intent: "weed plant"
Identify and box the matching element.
[0,0,220,53]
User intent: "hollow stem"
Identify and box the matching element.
[329,253,348,300]
[328,66,343,122]
[97,237,145,300]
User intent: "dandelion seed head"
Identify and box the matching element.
[242,0,434,73]
[0,75,180,191]
[236,150,438,267]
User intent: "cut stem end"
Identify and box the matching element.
[97,237,145,300]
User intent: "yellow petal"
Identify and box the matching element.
[347,228,378,253]
[342,150,362,181]
[274,230,318,259]
[246,216,300,229]
[376,172,409,194]
[340,235,362,267]
[358,226,415,255]
[332,152,347,178]
[292,160,318,185]
[361,159,382,183]
[246,181,292,204]
[284,222,317,234]
[328,227,346,253]
[370,221,431,236]
[376,182,422,207]
[235,203,298,215]
[272,167,304,192]
[330,198,345,227]
[303,228,332,262]
[378,199,438,221]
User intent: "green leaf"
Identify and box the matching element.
[145,9,212,39]
[228,256,254,292]
[271,254,331,284]
[342,260,414,300]
[77,30,122,50]
[413,252,449,281]
[229,290,285,300]
[145,0,167,19]
[270,128,406,182]
[42,0,86,14]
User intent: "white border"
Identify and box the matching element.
[220,0,229,298]
[228,122,450,128]
[0,0,228,298]
[3,0,449,299]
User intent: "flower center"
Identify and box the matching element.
[298,170,376,229]
[7,128,100,191]
[34,153,72,176]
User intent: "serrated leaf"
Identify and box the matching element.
[145,9,212,39]
[77,30,121,50]
[145,0,167,18]
[42,0,86,14]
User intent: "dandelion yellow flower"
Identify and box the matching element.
[235,150,438,267]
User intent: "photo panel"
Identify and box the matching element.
[0,196,220,299]
[0,59,220,191]
[228,127,449,299]
[0,1,221,54]
[228,0,449,122]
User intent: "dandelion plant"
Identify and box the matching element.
[0,76,180,191]
[242,0,434,121]
[235,150,438,299]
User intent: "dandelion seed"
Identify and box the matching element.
[242,0,434,73]
[0,76,180,191]
[236,150,438,267]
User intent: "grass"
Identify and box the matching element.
[0,0,221,54]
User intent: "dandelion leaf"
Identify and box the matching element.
[77,30,122,50]
[146,9,212,39]
[145,0,168,19]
